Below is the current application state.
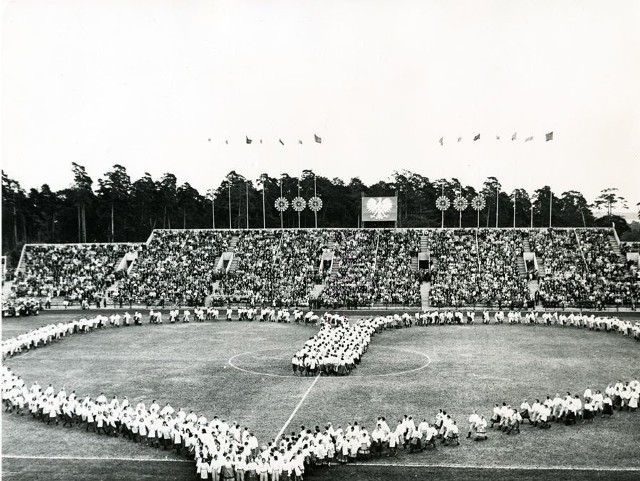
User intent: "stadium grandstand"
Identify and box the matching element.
[4,226,638,313]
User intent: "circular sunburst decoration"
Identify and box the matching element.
[471,195,486,211]
[292,197,306,212]
[435,196,450,211]
[275,197,289,212]
[453,196,468,211]
[308,196,323,212]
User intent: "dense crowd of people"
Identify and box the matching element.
[531,229,639,308]
[9,227,639,310]
[117,231,231,306]
[19,244,137,302]
[218,230,330,307]
[319,230,378,308]
[428,230,530,308]
[373,231,420,306]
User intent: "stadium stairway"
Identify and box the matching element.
[608,234,625,261]
[229,235,239,250]
[420,282,430,309]
[2,280,14,299]
[310,284,325,300]
[523,238,532,253]
[517,256,526,276]
[420,235,428,252]
[537,259,546,277]
[528,279,539,301]
[411,254,418,270]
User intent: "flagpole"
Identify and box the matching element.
[262,176,266,229]
[314,174,318,229]
[441,185,444,229]
[513,190,516,228]
[228,182,232,230]
[280,178,283,230]
[458,186,462,228]
[496,186,499,228]
[246,181,249,230]
[530,204,533,228]
[549,190,553,228]
[212,195,216,229]
[297,180,301,229]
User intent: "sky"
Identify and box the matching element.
[2,0,639,217]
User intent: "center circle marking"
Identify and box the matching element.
[227,347,432,378]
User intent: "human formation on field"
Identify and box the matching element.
[2,309,639,480]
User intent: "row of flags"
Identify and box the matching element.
[208,135,323,145]
[439,131,553,145]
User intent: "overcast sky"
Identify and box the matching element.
[2,0,639,216]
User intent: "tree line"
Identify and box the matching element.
[2,165,637,266]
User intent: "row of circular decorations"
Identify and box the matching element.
[436,195,486,212]
[274,196,323,212]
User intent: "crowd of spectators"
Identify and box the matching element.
[10,227,638,310]
[318,230,377,308]
[117,231,231,307]
[217,230,330,306]
[19,244,137,302]
[577,230,639,308]
[530,229,589,308]
[530,229,638,308]
[373,230,420,306]
[428,229,529,308]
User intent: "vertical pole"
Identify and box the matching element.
[280,179,283,230]
[314,174,318,229]
[458,186,462,228]
[228,182,231,230]
[513,191,516,228]
[495,186,499,228]
[441,185,444,229]
[246,182,249,230]
[530,205,533,228]
[549,190,552,228]
[212,197,215,229]
[111,203,115,242]
[477,209,480,229]
[297,180,301,229]
[262,176,266,229]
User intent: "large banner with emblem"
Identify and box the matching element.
[361,196,398,222]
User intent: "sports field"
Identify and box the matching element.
[2,311,640,481]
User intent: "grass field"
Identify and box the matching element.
[2,311,640,481]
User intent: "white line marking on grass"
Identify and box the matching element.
[274,374,321,441]
[2,455,192,463]
[228,347,432,378]
[350,462,640,472]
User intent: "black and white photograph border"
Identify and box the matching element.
[2,1,640,480]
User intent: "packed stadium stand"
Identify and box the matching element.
[6,227,639,310]
[14,243,140,302]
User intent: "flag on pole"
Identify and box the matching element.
[525,136,533,142]
[473,134,480,141]
[225,140,228,145]
[546,131,554,141]
[512,132,517,141]
[246,136,252,144]
[457,137,462,142]
[279,138,284,145]
[298,140,303,144]
[208,138,211,142]
[314,134,322,143]
[260,139,263,144]
[496,135,500,140]
[439,137,443,146]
